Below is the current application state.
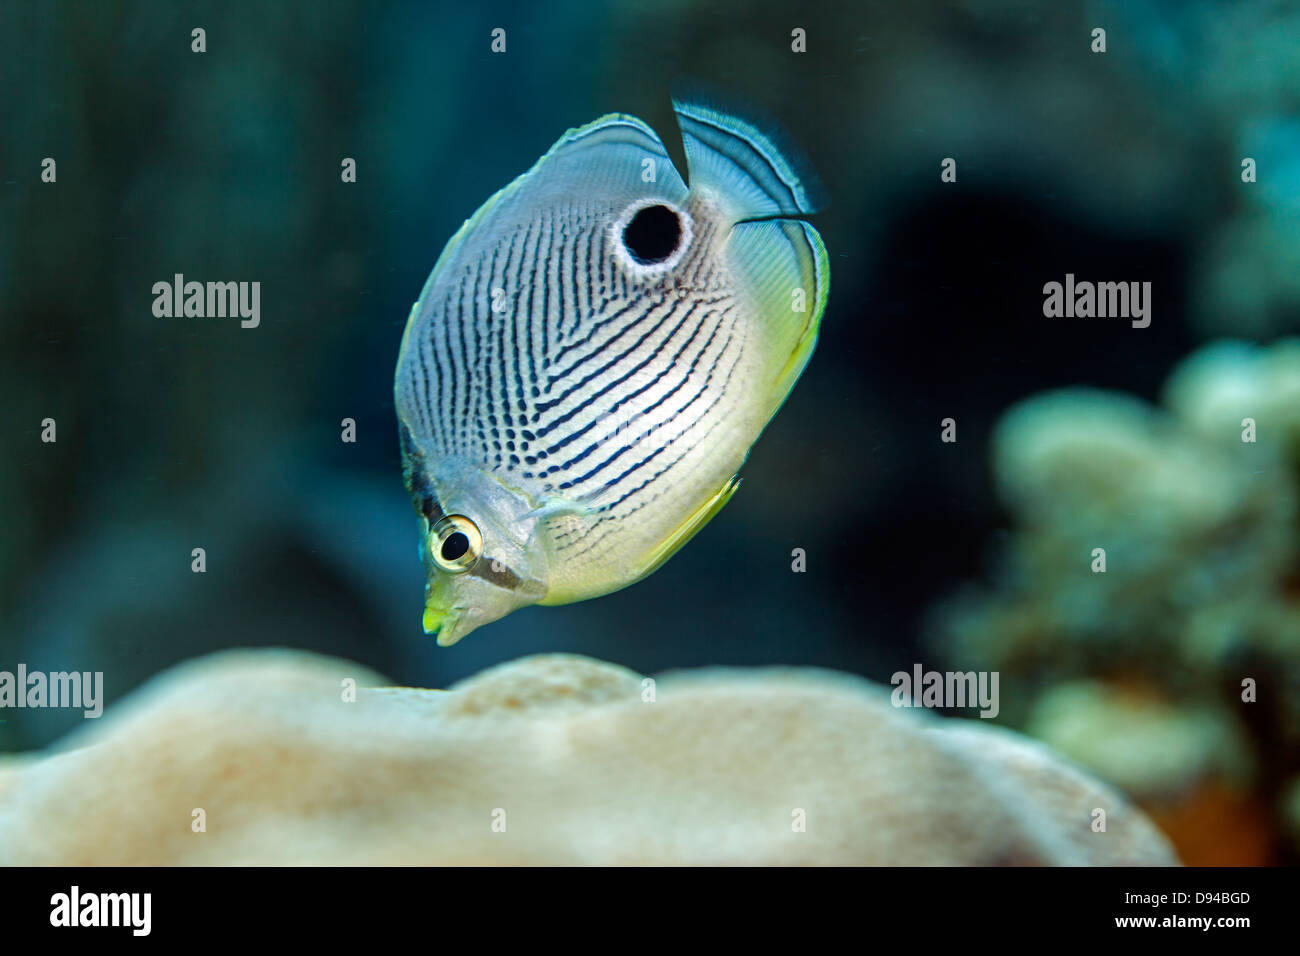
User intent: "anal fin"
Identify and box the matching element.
[628,474,742,583]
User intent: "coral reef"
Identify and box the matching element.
[0,649,1175,865]
[931,339,1300,864]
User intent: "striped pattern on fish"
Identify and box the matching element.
[395,97,828,645]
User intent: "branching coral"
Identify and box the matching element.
[930,339,1300,864]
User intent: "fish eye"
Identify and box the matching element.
[621,204,682,264]
[430,514,483,573]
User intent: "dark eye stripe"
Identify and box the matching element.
[471,558,522,590]
[422,495,446,523]
[400,423,446,523]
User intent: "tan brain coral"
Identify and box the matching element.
[0,650,1176,865]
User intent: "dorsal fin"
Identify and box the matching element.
[672,92,826,220]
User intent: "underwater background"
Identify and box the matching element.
[1,0,1297,864]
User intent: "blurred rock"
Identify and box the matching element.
[1163,338,1300,453]
[1026,680,1252,798]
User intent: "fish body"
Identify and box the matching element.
[395,96,828,644]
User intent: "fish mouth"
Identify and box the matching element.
[422,604,470,646]
[421,560,473,645]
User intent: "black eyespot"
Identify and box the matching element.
[441,532,470,561]
[622,204,681,264]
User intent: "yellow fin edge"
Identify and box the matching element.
[631,474,743,583]
[538,475,741,607]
